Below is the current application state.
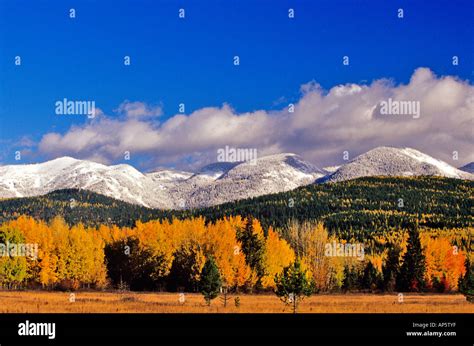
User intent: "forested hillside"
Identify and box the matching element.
[1,177,472,237]
[194,176,474,238]
[0,177,472,294]
[0,189,172,227]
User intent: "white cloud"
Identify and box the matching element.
[38,68,474,169]
[116,100,163,119]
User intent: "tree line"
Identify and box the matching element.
[0,215,471,300]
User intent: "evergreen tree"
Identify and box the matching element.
[274,260,314,313]
[199,257,222,306]
[382,247,400,292]
[342,265,359,292]
[397,226,426,292]
[458,258,473,302]
[361,261,379,291]
[237,217,266,289]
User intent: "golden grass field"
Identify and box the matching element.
[0,291,472,313]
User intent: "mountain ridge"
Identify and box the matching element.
[319,147,473,183]
[1,147,472,209]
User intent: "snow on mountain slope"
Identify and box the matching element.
[322,165,341,173]
[0,153,323,209]
[459,162,474,174]
[0,157,172,209]
[320,147,474,183]
[146,169,193,187]
[174,153,326,208]
[1,148,472,210]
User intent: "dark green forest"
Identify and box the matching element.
[1,176,472,237]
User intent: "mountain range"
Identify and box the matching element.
[1,147,472,209]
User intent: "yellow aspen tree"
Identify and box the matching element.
[262,228,295,289]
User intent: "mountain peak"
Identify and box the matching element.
[321,146,473,182]
[47,155,79,162]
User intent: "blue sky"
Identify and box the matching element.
[0,0,473,169]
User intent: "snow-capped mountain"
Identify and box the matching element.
[459,162,474,174]
[320,147,474,183]
[0,157,172,209]
[1,148,471,209]
[169,153,326,209]
[0,153,324,209]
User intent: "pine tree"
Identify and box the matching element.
[458,258,473,302]
[342,265,359,292]
[237,217,266,289]
[274,260,314,313]
[199,257,222,306]
[397,226,426,292]
[382,247,400,292]
[361,261,379,291]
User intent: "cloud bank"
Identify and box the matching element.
[38,68,474,169]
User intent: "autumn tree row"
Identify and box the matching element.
[0,215,470,293]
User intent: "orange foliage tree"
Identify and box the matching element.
[423,235,466,291]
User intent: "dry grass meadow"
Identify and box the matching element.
[0,291,472,313]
